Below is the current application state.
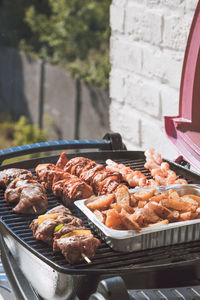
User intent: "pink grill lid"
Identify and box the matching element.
[164,1,200,172]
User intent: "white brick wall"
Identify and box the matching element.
[109,0,198,160]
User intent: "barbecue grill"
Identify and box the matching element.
[0,134,200,300]
[1,1,200,300]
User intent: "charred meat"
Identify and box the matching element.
[0,168,34,188]
[0,168,47,214]
[30,205,83,244]
[56,153,122,196]
[53,234,100,264]
[35,164,58,189]
[5,178,48,214]
[30,205,101,264]
[36,163,94,206]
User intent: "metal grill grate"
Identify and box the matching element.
[0,154,199,274]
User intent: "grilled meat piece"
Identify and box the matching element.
[52,171,72,186]
[30,205,83,244]
[64,178,93,206]
[63,157,91,173]
[35,164,58,189]
[36,163,94,206]
[30,204,101,264]
[5,179,48,214]
[31,218,58,244]
[80,164,104,184]
[52,180,64,198]
[52,177,94,206]
[0,168,34,188]
[56,153,122,195]
[75,161,97,177]
[92,170,121,194]
[46,204,72,215]
[53,234,101,264]
[4,179,32,203]
[98,176,122,195]
[56,152,69,169]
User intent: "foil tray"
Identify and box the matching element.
[75,184,200,252]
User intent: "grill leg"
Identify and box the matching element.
[0,236,41,300]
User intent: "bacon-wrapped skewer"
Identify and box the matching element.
[56,153,122,195]
[30,205,100,264]
[35,163,94,206]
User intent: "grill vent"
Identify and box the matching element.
[129,286,200,300]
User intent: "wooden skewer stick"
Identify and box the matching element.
[81,253,91,264]
[33,206,37,213]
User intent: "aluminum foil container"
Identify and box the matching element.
[75,184,200,252]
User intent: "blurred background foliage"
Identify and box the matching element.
[0,0,111,152]
[0,114,48,161]
[0,0,111,89]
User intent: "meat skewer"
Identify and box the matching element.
[30,205,100,264]
[35,163,94,206]
[0,168,48,214]
[5,178,48,214]
[30,205,81,244]
[0,168,35,188]
[81,253,92,264]
[56,153,122,195]
[33,206,37,213]
[53,232,100,264]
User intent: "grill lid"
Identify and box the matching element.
[164,1,200,172]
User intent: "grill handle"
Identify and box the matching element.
[0,132,126,165]
[0,235,41,300]
[89,276,130,300]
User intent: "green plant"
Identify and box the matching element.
[0,122,15,140]
[14,116,47,146]
[0,115,48,163]
[0,0,111,89]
